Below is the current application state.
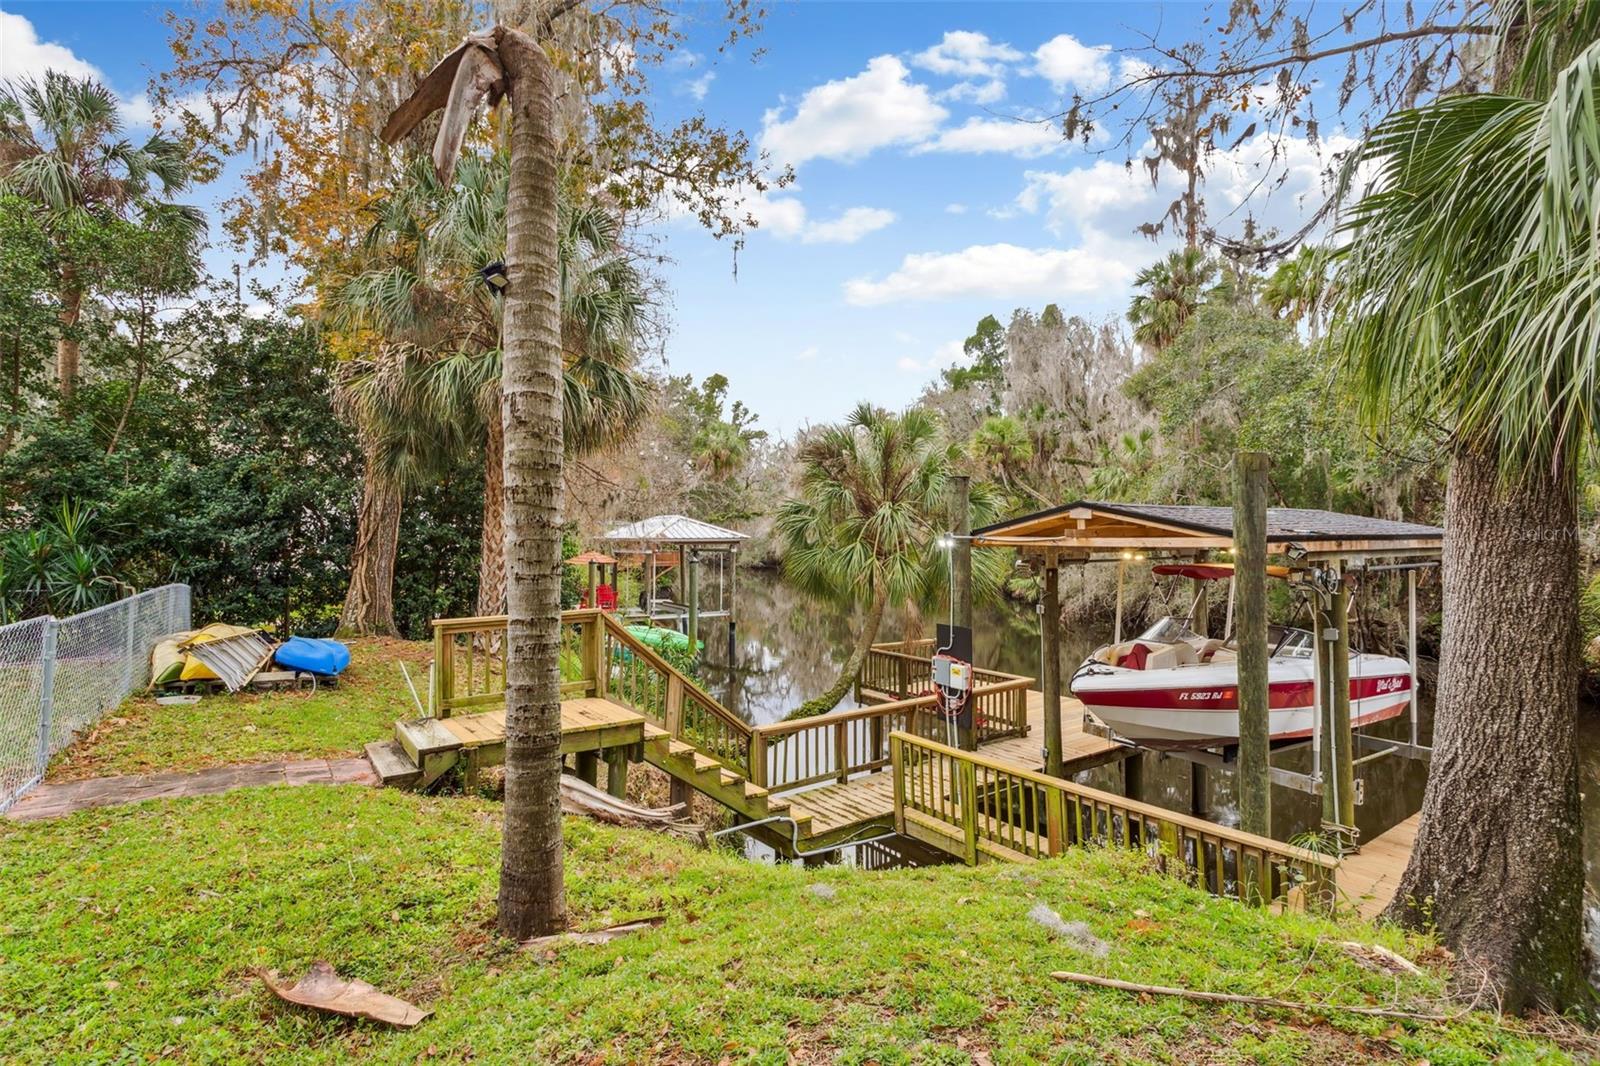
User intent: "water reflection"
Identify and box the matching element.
[709,571,1597,891]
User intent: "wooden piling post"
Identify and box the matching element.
[686,548,700,661]
[1330,570,1356,835]
[575,750,599,787]
[1041,557,1063,777]
[1123,752,1143,801]
[604,747,628,799]
[1233,450,1271,837]
[950,474,976,751]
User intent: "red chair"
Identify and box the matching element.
[595,584,618,611]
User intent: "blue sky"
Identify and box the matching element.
[3,1,1341,435]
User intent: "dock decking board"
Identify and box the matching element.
[1336,812,1419,918]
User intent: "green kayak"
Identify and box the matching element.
[626,624,703,654]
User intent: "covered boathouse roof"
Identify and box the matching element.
[972,500,1442,562]
[600,514,748,547]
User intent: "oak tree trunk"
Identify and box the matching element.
[56,277,82,411]
[337,444,401,637]
[494,25,567,942]
[476,402,507,616]
[1384,443,1586,1011]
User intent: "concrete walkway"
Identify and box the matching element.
[5,758,376,823]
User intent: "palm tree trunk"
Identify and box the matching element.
[494,25,567,942]
[791,581,890,718]
[56,274,83,411]
[476,404,507,616]
[337,443,401,637]
[1384,442,1584,1011]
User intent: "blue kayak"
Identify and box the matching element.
[274,636,351,677]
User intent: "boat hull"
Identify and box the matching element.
[1071,655,1412,750]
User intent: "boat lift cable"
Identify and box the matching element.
[709,814,902,859]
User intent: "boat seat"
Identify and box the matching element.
[1142,642,1196,670]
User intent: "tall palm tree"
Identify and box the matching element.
[777,404,1001,717]
[1125,246,1216,352]
[1332,16,1600,1011]
[968,414,1045,505]
[333,152,649,618]
[0,72,202,407]
[1263,245,1334,342]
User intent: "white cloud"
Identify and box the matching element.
[796,345,819,362]
[937,78,1007,105]
[944,203,968,215]
[1011,130,1355,253]
[0,11,101,83]
[0,11,214,131]
[801,206,896,244]
[738,188,895,245]
[911,31,1023,78]
[896,355,925,372]
[844,243,1131,306]
[915,117,1063,158]
[683,71,715,101]
[1033,34,1113,93]
[760,56,947,168]
[0,11,161,127]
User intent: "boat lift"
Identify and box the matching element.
[971,500,1445,846]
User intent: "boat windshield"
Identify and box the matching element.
[1135,616,1201,645]
[1269,626,1315,658]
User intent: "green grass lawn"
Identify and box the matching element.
[46,639,430,780]
[0,784,1579,1064]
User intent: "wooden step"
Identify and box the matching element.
[365,740,421,788]
[395,717,463,766]
[718,769,741,787]
[691,753,720,774]
[742,781,769,801]
[668,740,696,758]
[642,723,669,741]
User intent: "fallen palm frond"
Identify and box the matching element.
[558,774,703,842]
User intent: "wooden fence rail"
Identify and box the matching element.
[432,613,1034,797]
[890,732,1337,908]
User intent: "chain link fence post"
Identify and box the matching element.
[0,584,192,812]
[33,617,58,791]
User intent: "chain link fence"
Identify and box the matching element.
[0,584,191,812]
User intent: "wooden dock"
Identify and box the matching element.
[1337,813,1420,918]
[372,610,1417,916]
[781,691,1129,847]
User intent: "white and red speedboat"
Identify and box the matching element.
[1070,572,1413,750]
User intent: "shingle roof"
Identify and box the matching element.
[974,500,1441,543]
[600,514,748,545]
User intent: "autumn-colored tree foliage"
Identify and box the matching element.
[160,0,781,289]
[161,0,782,634]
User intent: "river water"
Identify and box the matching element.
[697,571,1600,896]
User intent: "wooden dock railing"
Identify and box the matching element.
[890,732,1337,908]
[433,612,1035,796]
[858,646,1031,743]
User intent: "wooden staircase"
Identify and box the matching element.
[365,703,812,837]
[638,722,813,837]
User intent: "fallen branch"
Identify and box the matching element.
[559,775,704,843]
[1050,971,1456,1022]
[521,916,664,952]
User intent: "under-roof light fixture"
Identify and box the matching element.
[479,261,509,293]
[1285,542,1308,562]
